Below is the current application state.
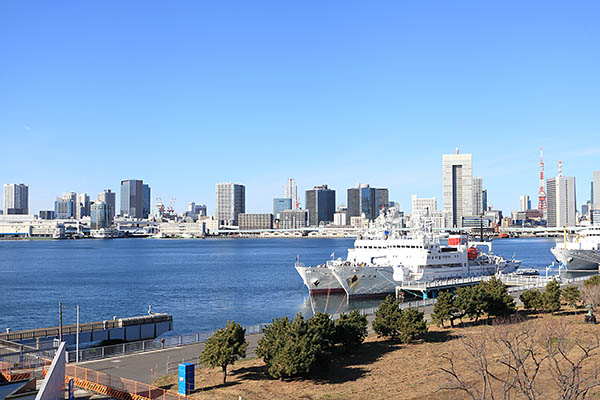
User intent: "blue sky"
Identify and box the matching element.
[1,1,599,215]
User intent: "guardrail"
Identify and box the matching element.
[66,364,186,400]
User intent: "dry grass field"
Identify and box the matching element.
[154,311,600,400]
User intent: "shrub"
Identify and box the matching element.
[256,314,321,379]
[200,320,248,384]
[561,286,580,308]
[520,289,543,311]
[373,295,403,340]
[334,309,368,353]
[542,279,561,313]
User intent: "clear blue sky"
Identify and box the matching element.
[1,1,599,215]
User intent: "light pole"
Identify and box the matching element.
[76,305,79,363]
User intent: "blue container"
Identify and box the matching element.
[178,363,195,395]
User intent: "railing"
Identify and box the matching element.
[67,323,269,364]
[66,364,186,400]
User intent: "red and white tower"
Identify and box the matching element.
[537,146,546,212]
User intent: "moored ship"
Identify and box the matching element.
[551,227,600,271]
[295,209,520,297]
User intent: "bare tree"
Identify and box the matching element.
[438,317,600,400]
[541,320,600,400]
[581,284,600,311]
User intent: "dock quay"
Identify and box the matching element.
[0,314,173,345]
[396,274,568,299]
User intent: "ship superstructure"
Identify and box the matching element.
[296,209,520,297]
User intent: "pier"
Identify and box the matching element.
[395,274,558,299]
[0,314,173,345]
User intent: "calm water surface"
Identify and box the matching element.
[0,237,558,335]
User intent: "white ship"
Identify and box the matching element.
[296,210,520,297]
[551,227,600,271]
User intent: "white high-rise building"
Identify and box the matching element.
[519,195,530,212]
[285,178,298,209]
[76,193,90,219]
[215,183,245,226]
[472,177,483,216]
[411,195,437,214]
[3,184,29,215]
[442,150,473,228]
[547,175,576,228]
[593,171,600,210]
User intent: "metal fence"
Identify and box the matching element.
[66,364,187,400]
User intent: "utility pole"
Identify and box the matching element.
[59,302,63,343]
[76,304,80,363]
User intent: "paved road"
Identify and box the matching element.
[76,280,582,385]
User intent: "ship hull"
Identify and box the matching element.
[330,266,397,297]
[295,265,345,295]
[551,247,600,271]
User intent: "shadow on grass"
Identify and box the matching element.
[422,329,458,343]
[232,340,400,384]
[192,380,240,393]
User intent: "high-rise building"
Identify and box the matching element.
[279,209,309,229]
[215,183,245,226]
[546,173,576,228]
[98,190,116,222]
[305,185,336,226]
[593,171,600,210]
[482,190,488,213]
[347,184,389,221]
[76,193,90,219]
[273,198,293,219]
[519,195,531,212]
[39,210,55,220]
[3,184,29,215]
[120,179,145,218]
[142,184,151,218]
[285,178,298,209]
[472,177,483,216]
[238,213,273,230]
[194,204,207,216]
[90,201,112,229]
[54,192,76,219]
[411,195,437,214]
[442,150,473,228]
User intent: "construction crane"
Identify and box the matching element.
[155,197,165,215]
[167,198,176,215]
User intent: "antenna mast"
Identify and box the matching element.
[537,146,546,212]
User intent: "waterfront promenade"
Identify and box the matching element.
[75,278,588,384]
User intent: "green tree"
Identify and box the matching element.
[584,275,600,288]
[520,289,543,312]
[334,309,368,353]
[561,286,581,308]
[256,314,321,379]
[431,290,456,327]
[397,307,428,343]
[480,277,516,318]
[307,312,335,363]
[200,320,248,384]
[455,285,485,323]
[373,295,403,340]
[542,279,561,313]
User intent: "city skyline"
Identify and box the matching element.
[1,2,599,214]
[2,152,600,218]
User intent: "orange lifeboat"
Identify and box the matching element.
[467,247,478,260]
